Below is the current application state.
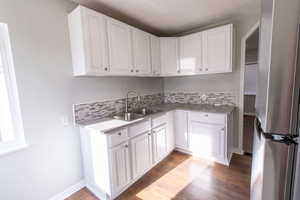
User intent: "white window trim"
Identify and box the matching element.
[0,23,27,156]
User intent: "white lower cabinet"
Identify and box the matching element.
[189,121,225,162]
[110,142,131,194]
[130,132,152,180]
[184,111,232,165]
[166,111,175,152]
[152,125,168,163]
[174,110,189,150]
[80,110,233,200]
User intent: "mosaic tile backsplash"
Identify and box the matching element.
[74,93,164,124]
[164,92,236,106]
[74,92,236,124]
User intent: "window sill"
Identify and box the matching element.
[0,142,28,157]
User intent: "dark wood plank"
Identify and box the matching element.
[67,151,251,200]
[243,115,255,154]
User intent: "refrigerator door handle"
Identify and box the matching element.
[263,134,299,145]
[256,117,299,145]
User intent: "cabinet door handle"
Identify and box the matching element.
[199,68,202,71]
[104,67,108,71]
[205,68,208,71]
[118,132,122,136]
[125,144,128,148]
[136,69,139,73]
[131,69,134,72]
[177,69,180,73]
[204,114,208,117]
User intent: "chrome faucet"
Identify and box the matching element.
[125,91,141,113]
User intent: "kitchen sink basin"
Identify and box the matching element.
[113,112,145,121]
[113,108,164,121]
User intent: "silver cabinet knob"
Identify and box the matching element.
[199,68,202,71]
[131,69,134,72]
[104,67,108,71]
[118,132,122,136]
[125,144,128,148]
[136,69,139,73]
[205,68,208,71]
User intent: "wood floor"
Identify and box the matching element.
[67,151,252,200]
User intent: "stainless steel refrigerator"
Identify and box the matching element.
[251,0,300,199]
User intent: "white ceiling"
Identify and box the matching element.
[72,0,260,36]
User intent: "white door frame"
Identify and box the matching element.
[238,22,260,154]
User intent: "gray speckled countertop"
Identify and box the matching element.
[78,103,235,132]
[152,103,235,114]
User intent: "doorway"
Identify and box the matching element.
[240,23,259,155]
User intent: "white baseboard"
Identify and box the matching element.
[233,148,244,155]
[86,184,108,200]
[49,180,85,200]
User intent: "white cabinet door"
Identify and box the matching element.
[130,132,152,179]
[174,110,189,150]
[202,24,233,74]
[160,37,179,76]
[150,35,161,76]
[166,111,175,152]
[107,18,133,75]
[188,120,225,161]
[132,29,151,75]
[179,32,202,74]
[68,6,109,76]
[110,142,131,194]
[152,125,168,163]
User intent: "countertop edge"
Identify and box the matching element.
[77,104,235,133]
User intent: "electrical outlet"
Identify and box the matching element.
[61,116,69,126]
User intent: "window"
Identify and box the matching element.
[0,23,26,156]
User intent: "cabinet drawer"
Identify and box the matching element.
[152,114,167,128]
[189,112,226,125]
[107,128,129,147]
[129,120,151,138]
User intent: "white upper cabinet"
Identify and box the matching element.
[69,6,233,77]
[179,32,202,75]
[107,18,133,75]
[160,37,179,76]
[150,35,161,76]
[68,6,109,76]
[202,24,233,74]
[132,29,151,75]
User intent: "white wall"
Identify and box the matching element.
[0,0,163,199]
[164,15,260,150]
[244,64,257,95]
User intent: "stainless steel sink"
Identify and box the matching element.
[113,112,145,121]
[135,108,163,115]
[113,108,164,121]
